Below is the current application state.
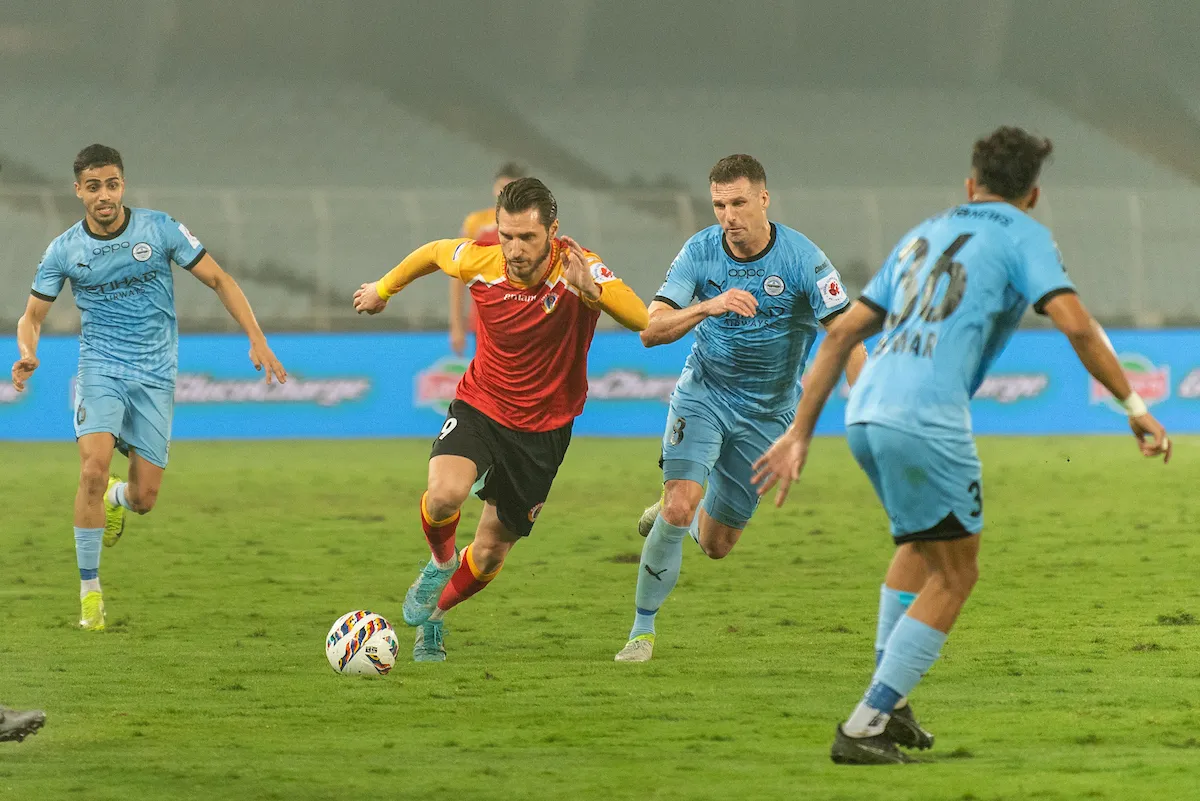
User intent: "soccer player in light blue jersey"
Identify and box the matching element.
[753,127,1171,764]
[613,155,867,663]
[11,144,288,631]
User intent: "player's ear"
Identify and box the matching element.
[761,188,770,211]
[964,177,975,200]
[1026,186,1040,210]
[548,219,559,239]
[74,182,83,200]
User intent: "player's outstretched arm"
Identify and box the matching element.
[189,254,288,385]
[1043,292,1171,462]
[639,289,758,347]
[752,301,884,506]
[12,296,52,392]
[822,311,870,386]
[354,239,463,316]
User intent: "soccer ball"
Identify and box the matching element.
[325,610,399,676]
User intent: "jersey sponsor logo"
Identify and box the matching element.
[590,262,617,284]
[452,241,470,261]
[527,502,545,523]
[503,292,538,303]
[77,270,159,300]
[92,241,130,257]
[177,223,201,249]
[1089,353,1170,413]
[1180,368,1200,399]
[974,374,1049,403]
[763,275,785,296]
[542,293,560,314]
[132,242,152,262]
[816,273,844,309]
[728,267,765,278]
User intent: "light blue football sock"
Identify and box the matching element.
[870,615,947,710]
[845,615,947,735]
[875,585,917,667]
[109,481,133,511]
[628,514,689,639]
[75,526,102,583]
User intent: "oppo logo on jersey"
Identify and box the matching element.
[92,241,131,256]
[728,268,766,278]
[503,292,538,303]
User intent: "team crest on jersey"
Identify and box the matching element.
[763,275,785,296]
[542,293,560,314]
[132,242,152,262]
[528,502,545,522]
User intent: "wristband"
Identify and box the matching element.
[1120,391,1147,418]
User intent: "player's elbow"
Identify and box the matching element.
[639,328,664,348]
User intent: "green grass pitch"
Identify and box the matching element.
[1,436,1197,800]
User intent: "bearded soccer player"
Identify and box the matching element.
[753,127,1171,764]
[353,177,649,662]
[448,163,525,355]
[613,155,867,664]
[11,145,287,631]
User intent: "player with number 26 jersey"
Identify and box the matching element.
[754,127,1171,764]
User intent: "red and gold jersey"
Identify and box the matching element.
[377,238,648,432]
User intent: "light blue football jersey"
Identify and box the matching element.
[654,222,849,417]
[32,207,206,388]
[846,201,1075,437]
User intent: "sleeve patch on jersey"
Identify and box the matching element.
[817,273,846,309]
[590,263,617,284]
[178,223,201,249]
[452,241,470,261]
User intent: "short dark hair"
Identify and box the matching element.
[496,177,557,229]
[971,127,1053,201]
[709,154,766,186]
[495,162,526,181]
[74,144,123,178]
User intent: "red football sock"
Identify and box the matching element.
[437,544,501,612]
[420,492,460,565]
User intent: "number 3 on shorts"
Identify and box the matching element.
[439,417,458,441]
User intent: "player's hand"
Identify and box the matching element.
[1130,412,1171,463]
[559,236,601,301]
[703,289,757,318]
[11,356,38,392]
[353,282,387,315]
[248,339,288,385]
[751,428,809,507]
[449,327,467,356]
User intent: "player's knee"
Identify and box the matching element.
[938,562,979,601]
[469,543,507,576]
[78,460,109,499]
[424,481,471,521]
[700,537,735,560]
[661,494,699,528]
[127,484,158,515]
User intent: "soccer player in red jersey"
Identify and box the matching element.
[353,178,649,662]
